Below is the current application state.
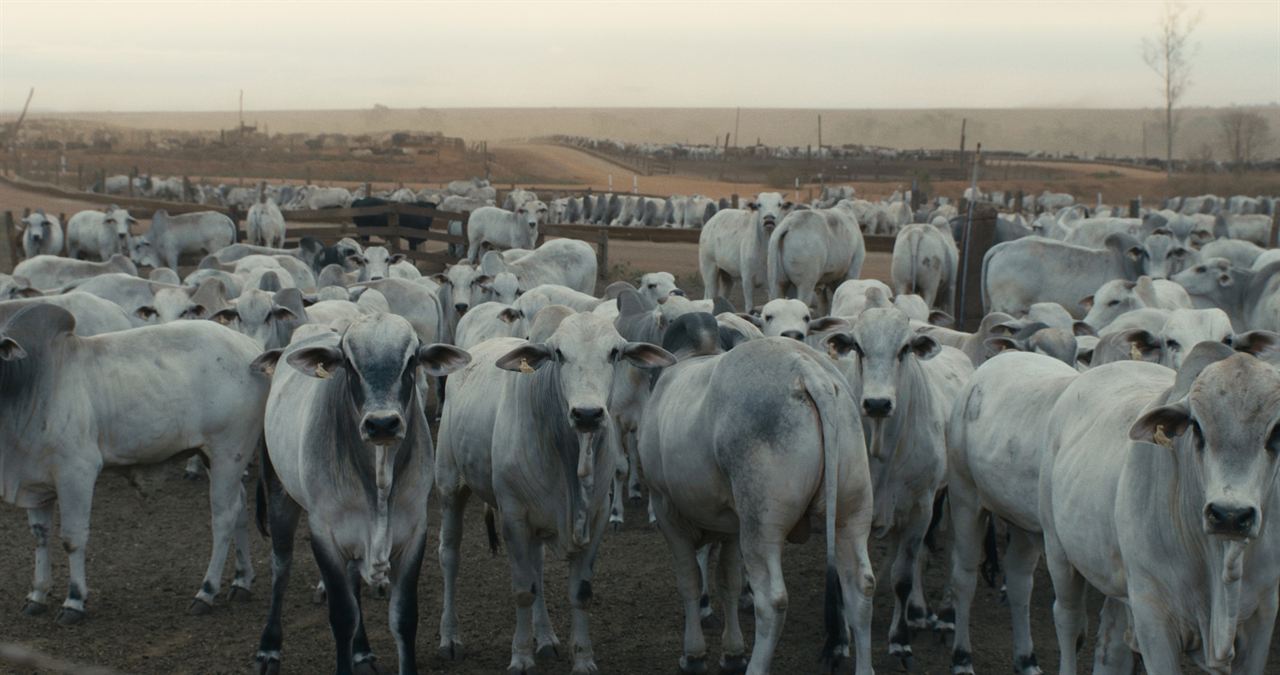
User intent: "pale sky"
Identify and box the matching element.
[2,0,1277,112]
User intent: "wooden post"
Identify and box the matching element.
[956,203,998,332]
[387,205,401,250]
[128,167,136,197]
[1271,205,1280,250]
[2,211,16,272]
[364,182,372,200]
[1014,190,1024,214]
[596,228,609,279]
[1129,199,1141,218]
[77,164,83,191]
[731,193,739,209]
[183,176,192,202]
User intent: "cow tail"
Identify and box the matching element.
[767,221,787,300]
[484,505,501,556]
[909,229,920,295]
[803,364,850,666]
[254,436,274,539]
[980,244,995,315]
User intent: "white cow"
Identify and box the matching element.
[1081,276,1193,330]
[465,203,546,262]
[20,211,63,259]
[892,223,958,316]
[0,304,268,622]
[1040,345,1280,673]
[982,235,1148,318]
[246,197,286,248]
[67,206,136,261]
[767,207,865,314]
[131,210,237,270]
[12,254,137,291]
[699,192,793,311]
[480,238,597,295]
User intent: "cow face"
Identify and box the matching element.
[1160,309,1233,369]
[137,287,207,324]
[497,313,674,434]
[434,262,493,316]
[1171,259,1235,298]
[748,192,792,234]
[212,288,302,349]
[1143,233,1197,279]
[285,314,469,445]
[516,200,547,232]
[490,272,520,304]
[1081,279,1144,329]
[22,213,51,246]
[1132,353,1280,540]
[359,246,405,282]
[826,308,939,420]
[749,299,846,340]
[104,207,135,252]
[129,238,162,268]
[638,272,682,304]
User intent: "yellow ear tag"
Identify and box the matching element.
[519,358,535,375]
[1153,424,1173,448]
[1130,342,1143,361]
[315,363,330,379]
[263,364,275,377]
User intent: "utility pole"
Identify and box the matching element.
[733,108,741,148]
[817,114,823,151]
[959,118,967,164]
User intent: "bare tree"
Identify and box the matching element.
[1219,107,1271,168]
[1142,1,1201,177]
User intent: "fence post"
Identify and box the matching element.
[387,204,401,250]
[596,228,609,279]
[2,211,16,272]
[128,167,136,197]
[77,164,84,191]
[956,202,998,332]
[1129,199,1141,218]
[1271,205,1280,250]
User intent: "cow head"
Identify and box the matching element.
[490,272,521,304]
[1143,233,1197,279]
[104,206,135,252]
[212,287,305,349]
[638,271,682,304]
[281,314,469,445]
[0,275,41,300]
[1160,308,1233,369]
[745,298,846,340]
[433,262,493,317]
[826,307,939,422]
[1171,258,1236,300]
[1131,348,1280,541]
[129,237,162,268]
[516,199,547,236]
[1082,278,1147,329]
[748,192,792,234]
[22,211,52,246]
[359,246,405,282]
[136,286,209,324]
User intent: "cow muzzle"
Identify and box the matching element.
[862,397,894,419]
[454,302,469,315]
[1204,502,1258,539]
[570,406,606,432]
[780,330,805,341]
[361,411,405,445]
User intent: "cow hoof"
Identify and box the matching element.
[719,654,748,674]
[187,598,214,616]
[610,519,622,533]
[571,660,598,675]
[628,495,644,506]
[255,654,281,675]
[506,660,537,675]
[228,586,253,603]
[311,586,327,605]
[21,599,48,616]
[535,643,559,660]
[898,654,914,672]
[678,655,708,674]
[699,612,721,631]
[438,640,465,662]
[353,657,384,675]
[182,471,202,481]
[54,607,85,626]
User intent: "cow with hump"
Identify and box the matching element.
[251,313,469,675]
[434,312,674,675]
[1040,341,1280,673]
[0,303,268,624]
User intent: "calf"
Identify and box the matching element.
[252,314,469,675]
[66,206,134,261]
[21,211,63,259]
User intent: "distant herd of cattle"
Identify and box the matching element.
[3,180,1280,675]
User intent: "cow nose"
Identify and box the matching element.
[454,303,469,315]
[1205,503,1257,535]
[863,398,893,418]
[361,412,404,443]
[570,406,606,430]
[780,330,805,341]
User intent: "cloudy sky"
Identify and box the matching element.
[2,1,1276,112]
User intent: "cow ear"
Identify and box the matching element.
[496,343,554,373]
[1072,321,1096,337]
[250,349,283,377]
[824,332,860,358]
[0,336,28,361]
[619,341,676,369]
[1079,295,1095,311]
[735,312,764,328]
[1129,401,1191,447]
[388,253,406,264]
[270,306,298,321]
[135,306,158,320]
[927,310,954,328]
[473,274,493,288]
[910,334,941,360]
[15,286,42,298]
[984,336,1021,355]
[498,307,523,324]
[808,317,848,333]
[286,345,345,378]
[347,254,366,267]
[990,321,1020,336]
[712,296,735,315]
[429,273,450,286]
[1076,346,1095,366]
[416,344,471,377]
[211,308,239,325]
[480,252,508,277]
[1226,330,1280,356]
[1123,329,1162,360]
[185,304,207,319]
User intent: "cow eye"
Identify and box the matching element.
[803,315,810,322]
[1268,425,1280,454]
[554,348,564,362]
[898,345,910,360]
[1166,339,1181,351]
[1172,249,1186,258]
[647,283,656,289]
[764,315,773,322]
[1190,422,1205,452]
[1107,300,1120,307]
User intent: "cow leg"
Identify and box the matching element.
[714,536,746,674]
[437,486,470,661]
[1091,596,1134,675]
[945,488,987,675]
[836,519,877,675]
[740,531,787,675]
[696,544,716,628]
[192,455,249,612]
[529,541,561,659]
[700,260,718,301]
[887,517,928,668]
[567,532,605,675]
[343,563,380,673]
[389,528,428,675]
[256,488,302,675]
[312,539,359,675]
[1043,543,1089,674]
[1004,526,1044,675]
[650,492,708,673]
[22,504,54,616]
[503,519,541,674]
[740,270,755,314]
[609,475,625,529]
[1234,585,1278,675]
[230,481,255,600]
[625,429,643,502]
[1125,595,1180,675]
[54,465,98,625]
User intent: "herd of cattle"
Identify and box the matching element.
[3,181,1280,675]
